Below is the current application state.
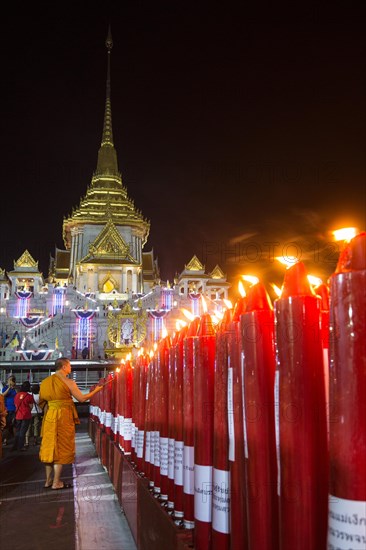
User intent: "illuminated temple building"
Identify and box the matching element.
[0,30,229,362]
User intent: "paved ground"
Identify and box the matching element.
[0,418,136,550]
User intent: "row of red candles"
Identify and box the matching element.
[90,232,365,550]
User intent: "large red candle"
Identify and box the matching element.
[131,355,140,464]
[110,372,117,440]
[274,262,328,549]
[228,296,249,550]
[212,309,232,550]
[158,335,171,501]
[194,312,216,550]
[142,355,153,483]
[174,325,188,521]
[168,333,178,510]
[119,363,126,451]
[241,282,279,550]
[124,359,133,455]
[328,232,366,548]
[183,317,200,529]
[136,353,148,473]
[314,283,330,436]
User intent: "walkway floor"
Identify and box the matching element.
[0,419,137,550]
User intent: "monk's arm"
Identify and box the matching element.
[69,381,102,403]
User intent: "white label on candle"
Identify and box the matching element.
[113,416,119,434]
[96,407,100,421]
[124,418,132,441]
[194,464,213,523]
[154,431,160,467]
[228,365,235,462]
[146,381,149,400]
[137,430,144,458]
[119,415,125,438]
[145,431,151,463]
[168,438,175,480]
[328,495,366,549]
[150,430,155,465]
[160,437,169,476]
[212,468,230,534]
[175,441,184,486]
[105,412,112,428]
[241,351,248,459]
[131,422,136,448]
[101,409,106,426]
[183,445,194,495]
[274,370,281,496]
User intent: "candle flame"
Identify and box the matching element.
[126,353,132,361]
[176,319,187,331]
[115,367,120,373]
[242,274,259,285]
[307,275,323,286]
[332,227,357,242]
[271,283,282,297]
[181,307,194,321]
[214,310,224,320]
[149,350,154,358]
[153,342,158,351]
[275,256,298,267]
[201,295,208,313]
[211,314,220,325]
[238,280,246,297]
[223,299,233,309]
[162,325,168,339]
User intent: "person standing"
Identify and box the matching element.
[1,375,17,446]
[0,393,7,458]
[12,381,34,451]
[25,383,42,447]
[39,357,102,490]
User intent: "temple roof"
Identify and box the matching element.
[63,28,150,249]
[79,219,136,264]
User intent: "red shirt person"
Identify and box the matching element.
[12,381,34,451]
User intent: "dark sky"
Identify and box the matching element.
[0,3,365,291]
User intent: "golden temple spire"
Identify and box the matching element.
[96,25,119,176]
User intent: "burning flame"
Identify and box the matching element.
[242,275,259,285]
[201,295,208,313]
[223,299,233,309]
[238,280,246,298]
[211,314,220,325]
[153,342,158,352]
[115,367,120,373]
[214,310,224,320]
[307,275,323,286]
[162,324,168,339]
[332,227,357,242]
[126,353,132,361]
[176,319,187,331]
[275,256,298,267]
[149,350,154,358]
[271,283,282,297]
[181,308,194,321]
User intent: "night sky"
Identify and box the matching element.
[0,3,365,294]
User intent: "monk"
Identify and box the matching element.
[39,357,102,490]
[0,393,7,459]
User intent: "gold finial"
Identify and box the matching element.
[106,24,113,50]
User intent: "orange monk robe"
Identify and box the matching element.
[39,374,80,464]
[0,393,7,459]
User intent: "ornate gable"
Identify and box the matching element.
[185,255,205,272]
[210,265,225,279]
[14,250,38,269]
[81,219,135,263]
